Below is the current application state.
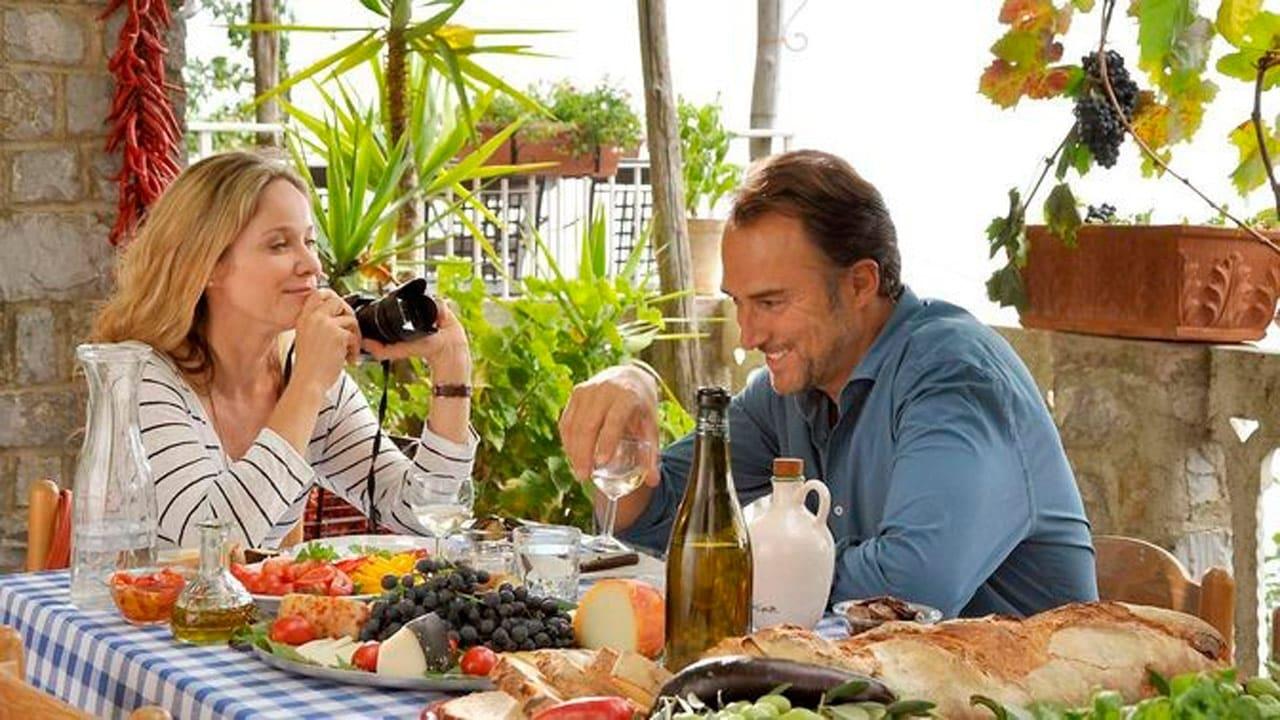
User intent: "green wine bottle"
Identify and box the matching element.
[664,386,753,671]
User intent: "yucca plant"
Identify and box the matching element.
[246,0,551,246]
[281,54,549,290]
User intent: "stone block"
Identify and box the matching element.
[4,7,86,65]
[66,73,112,135]
[12,147,80,203]
[88,147,119,202]
[60,301,101,381]
[0,212,114,302]
[0,71,56,140]
[0,389,84,448]
[16,451,67,505]
[15,305,57,384]
[0,306,14,387]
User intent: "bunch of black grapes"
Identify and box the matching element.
[1074,50,1139,168]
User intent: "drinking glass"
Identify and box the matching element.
[448,528,514,581]
[403,473,473,556]
[513,525,581,602]
[589,437,652,552]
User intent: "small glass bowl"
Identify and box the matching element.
[108,566,190,625]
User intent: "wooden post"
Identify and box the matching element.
[750,0,781,161]
[638,0,700,409]
[251,0,281,147]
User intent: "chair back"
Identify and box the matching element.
[25,479,71,572]
[1094,534,1234,654]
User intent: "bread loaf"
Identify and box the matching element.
[705,602,1227,718]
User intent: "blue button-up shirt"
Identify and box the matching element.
[621,287,1098,618]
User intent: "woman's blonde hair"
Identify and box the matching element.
[93,150,309,389]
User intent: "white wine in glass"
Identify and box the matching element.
[589,438,652,552]
[406,474,473,556]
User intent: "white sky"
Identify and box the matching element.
[186,1,1280,336]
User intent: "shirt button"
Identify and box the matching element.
[833,505,845,517]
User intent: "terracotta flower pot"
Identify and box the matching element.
[1020,224,1280,342]
[687,217,725,295]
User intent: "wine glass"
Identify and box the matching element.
[589,437,653,552]
[404,473,474,557]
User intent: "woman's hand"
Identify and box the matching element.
[362,298,471,383]
[293,289,359,392]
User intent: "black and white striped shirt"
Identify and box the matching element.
[133,343,477,549]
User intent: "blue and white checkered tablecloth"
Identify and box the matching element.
[0,571,436,720]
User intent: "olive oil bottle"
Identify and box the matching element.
[171,519,256,644]
[664,387,752,671]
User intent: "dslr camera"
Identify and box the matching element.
[343,277,439,345]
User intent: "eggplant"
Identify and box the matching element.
[653,655,895,710]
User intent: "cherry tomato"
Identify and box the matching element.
[459,646,497,676]
[352,642,379,672]
[269,615,316,645]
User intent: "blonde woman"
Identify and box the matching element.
[93,151,475,549]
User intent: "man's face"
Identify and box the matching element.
[722,212,871,397]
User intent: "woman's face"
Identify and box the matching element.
[205,179,322,334]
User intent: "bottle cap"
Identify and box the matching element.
[772,457,804,478]
[696,386,731,409]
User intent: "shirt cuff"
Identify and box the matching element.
[417,424,479,463]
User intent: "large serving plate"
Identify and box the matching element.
[250,644,493,692]
[249,535,434,614]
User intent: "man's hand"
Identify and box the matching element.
[558,364,661,487]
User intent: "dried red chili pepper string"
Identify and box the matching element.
[101,0,183,246]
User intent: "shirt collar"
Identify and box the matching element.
[795,286,922,423]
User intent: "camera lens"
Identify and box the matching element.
[346,278,438,345]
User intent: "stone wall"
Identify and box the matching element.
[0,1,183,572]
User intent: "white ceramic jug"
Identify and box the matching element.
[748,458,835,629]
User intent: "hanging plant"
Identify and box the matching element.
[100,0,184,246]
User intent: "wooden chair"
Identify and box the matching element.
[25,479,70,572]
[1,625,170,719]
[1094,534,1235,654]
[25,477,304,572]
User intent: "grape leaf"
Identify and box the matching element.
[1170,16,1213,72]
[1044,182,1082,247]
[987,188,1026,260]
[1073,0,1096,11]
[1000,0,1059,32]
[1131,91,1171,149]
[1217,50,1280,89]
[1056,132,1093,179]
[1244,10,1280,49]
[987,264,1028,309]
[1228,116,1280,195]
[992,29,1047,64]
[1217,0,1263,46]
[1165,73,1217,143]
[1137,0,1193,81]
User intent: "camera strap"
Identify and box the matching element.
[365,360,391,533]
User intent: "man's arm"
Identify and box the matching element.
[620,372,779,553]
[832,361,1032,617]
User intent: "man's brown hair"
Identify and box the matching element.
[728,149,903,300]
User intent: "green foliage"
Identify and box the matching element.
[358,221,694,529]
[481,79,643,157]
[677,97,742,217]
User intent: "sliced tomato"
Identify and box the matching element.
[285,559,322,582]
[327,569,354,596]
[294,565,337,594]
[260,576,293,596]
[334,557,366,575]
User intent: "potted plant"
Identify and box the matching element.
[476,79,643,178]
[982,0,1280,342]
[678,97,743,295]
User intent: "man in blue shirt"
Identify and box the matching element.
[558,150,1097,618]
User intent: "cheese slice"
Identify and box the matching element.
[296,637,358,667]
[376,626,428,678]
